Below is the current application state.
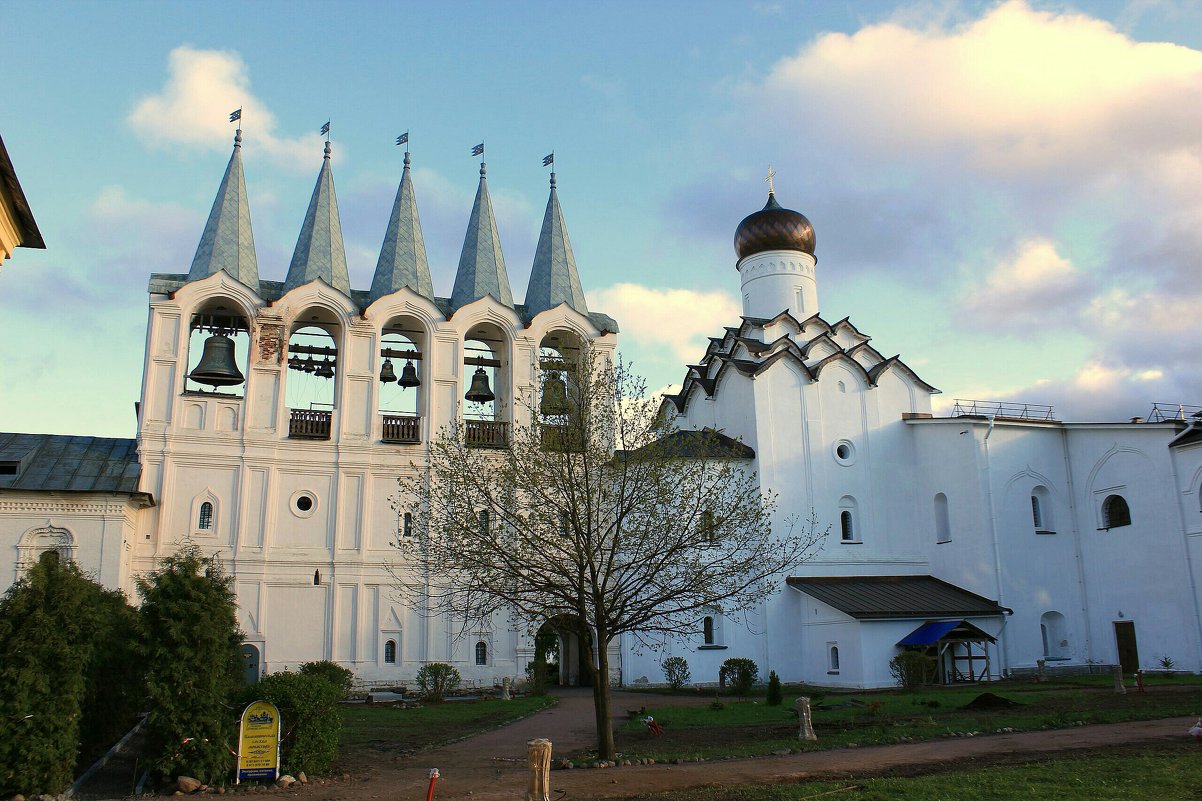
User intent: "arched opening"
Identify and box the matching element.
[829,645,840,672]
[537,330,584,451]
[477,509,490,537]
[241,643,261,685]
[934,493,951,543]
[313,569,321,586]
[536,615,592,687]
[839,495,859,543]
[1032,485,1054,533]
[184,299,250,398]
[379,315,425,444]
[198,501,214,530]
[703,616,715,645]
[475,640,488,666]
[463,322,508,447]
[1040,611,1070,660]
[286,310,341,439]
[1102,494,1131,529]
[402,511,413,538]
[384,639,397,664]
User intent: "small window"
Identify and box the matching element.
[559,510,570,538]
[840,510,854,542]
[1030,495,1042,529]
[700,509,717,544]
[828,644,840,673]
[296,495,314,512]
[0,461,19,476]
[1102,495,1131,529]
[703,616,715,645]
[833,440,855,465]
[475,641,488,666]
[384,639,397,664]
[403,512,413,538]
[478,509,489,536]
[313,569,321,585]
[934,493,951,543]
[1032,486,1055,534]
[198,501,214,530]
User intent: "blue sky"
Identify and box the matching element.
[3,1,1201,437]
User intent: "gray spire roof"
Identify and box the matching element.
[525,172,588,316]
[285,141,350,296]
[187,129,259,288]
[451,163,513,309]
[369,151,433,302]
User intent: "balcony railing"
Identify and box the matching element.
[382,414,421,444]
[289,408,332,440]
[465,420,508,448]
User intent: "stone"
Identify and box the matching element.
[178,777,203,794]
[11,795,24,801]
[501,676,512,701]
[277,777,296,789]
[297,773,307,784]
[795,697,818,742]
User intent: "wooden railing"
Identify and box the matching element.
[465,420,508,448]
[382,414,421,444]
[289,409,332,440]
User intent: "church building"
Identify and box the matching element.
[2,130,1201,689]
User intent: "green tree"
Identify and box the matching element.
[393,347,822,761]
[766,670,783,706]
[252,671,343,776]
[138,545,243,786]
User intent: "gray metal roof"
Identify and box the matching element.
[786,575,1007,619]
[369,152,434,303]
[0,135,45,251]
[524,173,588,316]
[186,130,259,290]
[284,142,351,295]
[0,433,143,495]
[619,428,755,460]
[451,163,513,310]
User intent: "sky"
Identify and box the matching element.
[2,0,1201,438]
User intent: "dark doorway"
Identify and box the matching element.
[1114,621,1139,673]
[241,643,261,685]
[538,615,593,687]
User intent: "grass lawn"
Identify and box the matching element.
[607,679,1202,762]
[339,696,554,758]
[615,742,1202,801]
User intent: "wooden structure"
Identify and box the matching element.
[897,619,997,684]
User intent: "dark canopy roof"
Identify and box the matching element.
[787,575,1008,620]
[0,432,145,496]
[897,619,997,646]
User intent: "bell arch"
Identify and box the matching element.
[462,321,509,447]
[286,306,342,440]
[15,525,75,578]
[184,297,250,398]
[378,313,427,442]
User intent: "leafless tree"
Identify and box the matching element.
[391,346,823,760]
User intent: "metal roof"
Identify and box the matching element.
[786,575,1008,620]
[451,163,513,310]
[619,428,755,460]
[0,432,144,495]
[186,130,259,290]
[896,619,996,646]
[524,173,588,317]
[369,151,434,303]
[285,142,351,295]
[0,135,45,251]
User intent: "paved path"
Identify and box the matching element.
[287,689,1197,801]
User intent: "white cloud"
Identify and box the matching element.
[588,283,740,366]
[129,46,324,169]
[959,239,1088,328]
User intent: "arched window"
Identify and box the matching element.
[1032,486,1055,533]
[198,501,214,530]
[829,644,840,673]
[286,316,340,441]
[384,639,397,664]
[839,496,859,543]
[475,641,488,666]
[1040,611,1069,659]
[1102,495,1131,529]
[313,569,321,586]
[185,302,250,398]
[1030,495,1042,528]
[403,512,413,538]
[703,616,715,645]
[478,509,490,537]
[700,509,717,544]
[840,511,854,541]
[934,493,951,543]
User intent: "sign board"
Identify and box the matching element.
[236,700,281,783]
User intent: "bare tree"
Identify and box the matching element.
[391,347,823,760]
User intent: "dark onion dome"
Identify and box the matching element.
[734,193,815,260]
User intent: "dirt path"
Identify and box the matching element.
[282,689,1198,801]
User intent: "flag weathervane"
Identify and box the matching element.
[229,107,242,124]
[471,141,485,159]
[321,120,331,141]
[765,165,776,195]
[542,152,554,168]
[396,131,409,154]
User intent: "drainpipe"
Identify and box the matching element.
[1059,425,1093,663]
[980,416,1009,676]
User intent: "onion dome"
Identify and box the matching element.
[734,193,815,260]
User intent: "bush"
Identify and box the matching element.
[299,661,353,697]
[719,658,759,696]
[661,656,691,690]
[766,670,783,706]
[139,546,243,786]
[889,650,937,689]
[252,671,343,776]
[526,659,550,696]
[416,663,461,702]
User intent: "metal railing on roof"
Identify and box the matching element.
[1146,403,1202,423]
[951,399,1057,421]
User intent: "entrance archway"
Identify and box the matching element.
[241,643,262,685]
[536,615,593,687]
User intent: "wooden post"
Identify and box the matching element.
[1112,664,1126,694]
[526,738,552,801]
[795,696,817,741]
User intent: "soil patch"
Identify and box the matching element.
[961,691,1023,710]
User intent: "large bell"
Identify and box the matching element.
[398,360,421,389]
[465,366,495,403]
[380,359,397,383]
[315,358,335,379]
[189,333,245,388]
[540,371,570,415]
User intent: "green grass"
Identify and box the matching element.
[339,696,554,752]
[617,743,1202,801]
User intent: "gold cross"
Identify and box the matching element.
[765,165,776,195]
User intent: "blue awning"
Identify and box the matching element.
[897,620,966,646]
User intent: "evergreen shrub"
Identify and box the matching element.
[719,657,759,696]
[252,670,343,776]
[415,663,461,701]
[661,656,691,690]
[299,661,354,697]
[766,670,783,705]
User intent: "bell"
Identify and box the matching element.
[398,360,421,389]
[315,358,335,379]
[465,366,495,403]
[540,371,570,416]
[288,354,302,371]
[189,334,245,387]
[302,358,316,373]
[380,358,397,383]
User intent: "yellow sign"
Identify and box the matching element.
[237,701,281,782]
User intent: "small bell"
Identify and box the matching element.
[380,359,397,383]
[465,366,495,403]
[540,371,570,416]
[302,358,316,373]
[398,360,420,389]
[315,358,335,379]
[189,333,245,387]
[288,354,303,371]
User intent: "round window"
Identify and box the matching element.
[834,440,856,465]
[290,491,318,518]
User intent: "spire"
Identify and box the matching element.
[451,163,513,309]
[285,140,351,296]
[187,129,259,289]
[525,172,588,316]
[369,151,434,302]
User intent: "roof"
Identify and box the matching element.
[619,428,755,460]
[369,151,434,302]
[285,142,351,295]
[187,130,259,289]
[0,135,45,251]
[897,619,997,646]
[0,432,146,496]
[786,575,1008,620]
[451,163,513,309]
[524,173,588,316]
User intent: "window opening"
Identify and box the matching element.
[1031,495,1042,529]
[840,510,854,541]
[384,639,396,664]
[313,569,321,585]
[478,509,489,537]
[703,616,715,645]
[935,493,951,543]
[185,309,250,397]
[198,501,214,530]
[403,512,413,538]
[1102,495,1131,529]
[700,509,716,544]
[829,645,840,672]
[475,641,488,666]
